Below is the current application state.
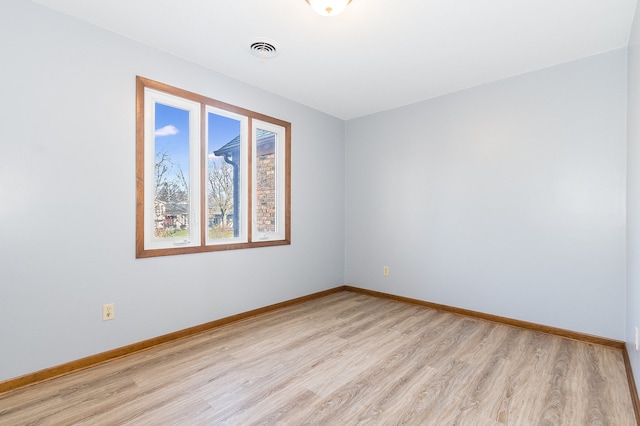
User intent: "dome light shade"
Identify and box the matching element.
[306,0,352,16]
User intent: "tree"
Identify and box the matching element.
[208,157,234,228]
[154,151,190,237]
[154,151,171,201]
[155,152,188,204]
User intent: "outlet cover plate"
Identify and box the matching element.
[103,303,115,321]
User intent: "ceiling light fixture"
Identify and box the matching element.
[305,0,352,16]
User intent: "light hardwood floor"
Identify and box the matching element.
[0,291,636,425]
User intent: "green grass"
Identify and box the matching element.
[208,227,234,239]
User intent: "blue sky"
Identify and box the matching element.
[154,103,241,179]
[155,103,189,179]
[208,112,241,154]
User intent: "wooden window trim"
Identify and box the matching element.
[136,76,291,258]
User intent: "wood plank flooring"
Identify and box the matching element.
[0,291,636,425]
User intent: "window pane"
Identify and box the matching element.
[137,77,289,257]
[255,128,277,234]
[153,103,191,241]
[208,112,242,241]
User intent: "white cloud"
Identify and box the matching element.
[155,125,179,137]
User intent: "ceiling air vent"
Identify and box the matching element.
[249,38,280,60]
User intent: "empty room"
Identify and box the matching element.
[1,0,640,424]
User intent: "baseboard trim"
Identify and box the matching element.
[0,286,345,395]
[345,285,640,423]
[344,286,624,348]
[3,283,638,421]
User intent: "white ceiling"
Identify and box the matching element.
[33,0,637,120]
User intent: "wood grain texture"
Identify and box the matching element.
[345,286,626,349]
[0,287,343,395]
[0,291,635,425]
[623,348,640,424]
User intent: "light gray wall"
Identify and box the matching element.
[0,1,345,382]
[346,49,628,339]
[1,0,634,387]
[627,2,640,397]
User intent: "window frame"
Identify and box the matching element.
[251,120,288,242]
[205,105,250,247]
[136,76,291,258]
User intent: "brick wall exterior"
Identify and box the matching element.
[256,152,276,233]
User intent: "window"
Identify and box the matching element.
[136,77,290,257]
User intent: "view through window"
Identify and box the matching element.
[136,77,291,258]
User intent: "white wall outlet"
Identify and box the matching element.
[103,303,115,321]
[636,326,639,351]
[383,266,389,276]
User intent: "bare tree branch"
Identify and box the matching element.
[208,157,234,227]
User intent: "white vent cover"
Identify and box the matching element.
[249,38,280,60]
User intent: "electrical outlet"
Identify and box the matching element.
[636,327,639,351]
[383,266,389,276]
[103,303,115,321]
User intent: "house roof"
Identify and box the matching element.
[213,129,276,157]
[156,200,189,216]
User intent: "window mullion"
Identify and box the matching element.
[247,117,253,243]
[200,104,207,248]
[136,76,290,257]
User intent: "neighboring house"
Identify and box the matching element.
[213,129,277,236]
[154,200,189,233]
[208,211,234,227]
